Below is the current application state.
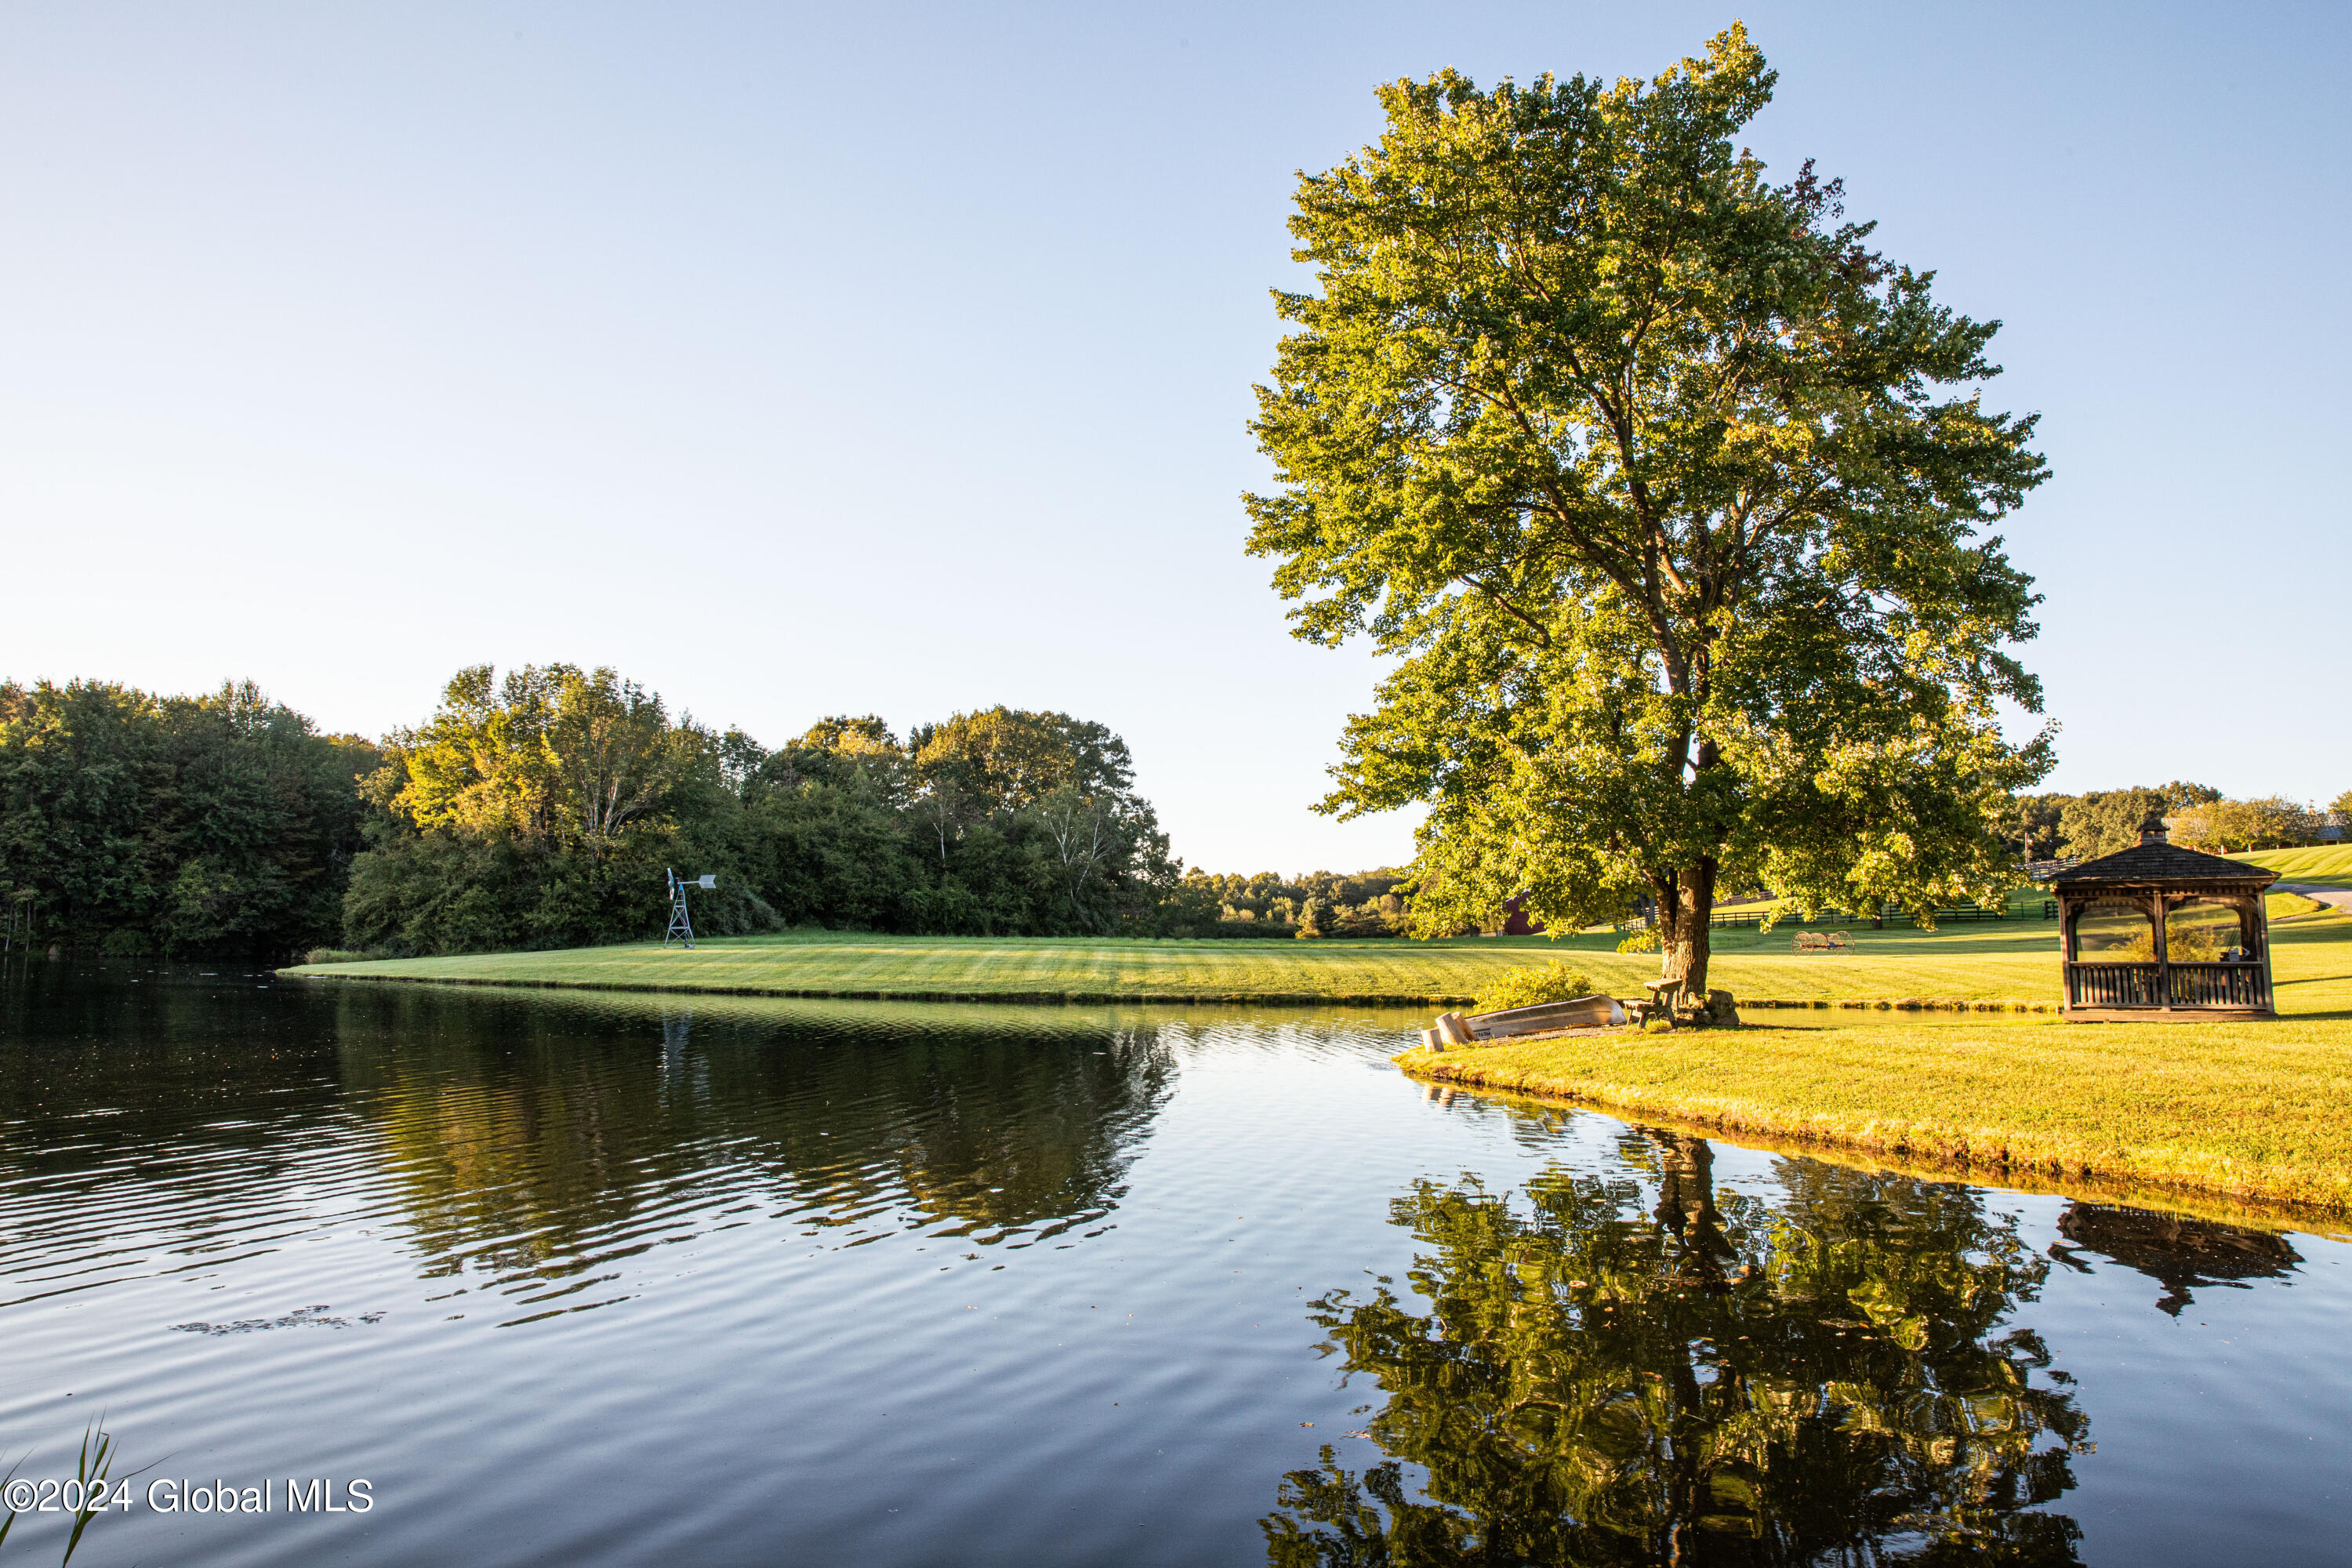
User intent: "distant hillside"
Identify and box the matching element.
[2232,846,2352,887]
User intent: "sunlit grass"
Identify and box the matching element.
[290,931,1592,1002]
[287,922,2073,1004]
[1403,913,2352,1215]
[286,905,2348,1013]
[2236,844,2352,887]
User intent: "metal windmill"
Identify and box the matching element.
[665,869,716,949]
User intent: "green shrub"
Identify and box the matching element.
[1474,960,1595,1014]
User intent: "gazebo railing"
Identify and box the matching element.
[2067,964,2165,1009]
[2165,962,2269,1009]
[2065,962,2269,1011]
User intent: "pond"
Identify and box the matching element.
[0,965,2345,1566]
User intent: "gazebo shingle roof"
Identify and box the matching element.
[2054,842,2279,887]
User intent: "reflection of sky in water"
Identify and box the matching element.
[0,967,2343,1566]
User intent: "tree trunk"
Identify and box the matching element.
[1658,857,1719,996]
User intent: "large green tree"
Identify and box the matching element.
[903,706,1175,933]
[346,664,772,953]
[1246,27,2053,993]
[389,663,706,854]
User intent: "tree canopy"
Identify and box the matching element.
[343,664,760,953]
[11,659,1736,959]
[344,671,1198,953]
[0,679,377,956]
[2063,782,2221,860]
[1247,27,2053,993]
[2169,794,2324,855]
[388,663,708,852]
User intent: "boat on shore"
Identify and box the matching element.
[1421,994,1625,1051]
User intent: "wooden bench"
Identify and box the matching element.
[1625,978,1688,1026]
[1629,979,1746,1028]
[1792,931,1853,952]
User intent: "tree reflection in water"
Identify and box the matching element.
[1265,1131,2091,1566]
[2049,1203,2300,1318]
[339,988,1176,1288]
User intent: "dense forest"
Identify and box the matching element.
[339,663,1195,953]
[3,668,2340,961]
[0,668,1415,960]
[0,680,379,958]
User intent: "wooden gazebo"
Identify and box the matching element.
[2053,813,2278,1021]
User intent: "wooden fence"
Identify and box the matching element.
[1621,896,2057,934]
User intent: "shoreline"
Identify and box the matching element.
[1396,1020,2352,1220]
[278,970,1483,1007]
[263,920,2108,1009]
[278,968,2057,1014]
[1407,1066,2352,1239]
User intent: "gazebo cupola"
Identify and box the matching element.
[2051,812,2278,1020]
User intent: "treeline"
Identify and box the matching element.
[46,662,2342,964]
[1165,868,1412,938]
[344,662,1191,953]
[0,680,379,957]
[2013,782,2349,861]
[0,666,1423,960]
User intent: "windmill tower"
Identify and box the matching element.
[665,869,716,949]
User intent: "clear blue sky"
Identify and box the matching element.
[2,2,2344,872]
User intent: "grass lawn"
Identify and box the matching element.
[286,921,2074,1004]
[282,891,2328,1007]
[1404,911,2352,1218]
[2236,844,2352,888]
[286,928,1598,1003]
[1406,1012,2352,1218]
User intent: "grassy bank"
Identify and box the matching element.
[1403,912,2352,1216]
[283,929,1566,1002]
[282,894,2328,1006]
[282,922,2077,1004]
[1472,1081,2348,1235]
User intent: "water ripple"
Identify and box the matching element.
[1,967,2346,1568]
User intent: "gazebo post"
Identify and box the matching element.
[2059,889,2079,1009]
[2056,891,2067,1008]
[2252,888,2275,1012]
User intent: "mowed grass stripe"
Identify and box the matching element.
[290,933,1571,1000]
[285,908,2350,1010]
[2239,845,2352,888]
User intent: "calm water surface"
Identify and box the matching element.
[0,965,2345,1566]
